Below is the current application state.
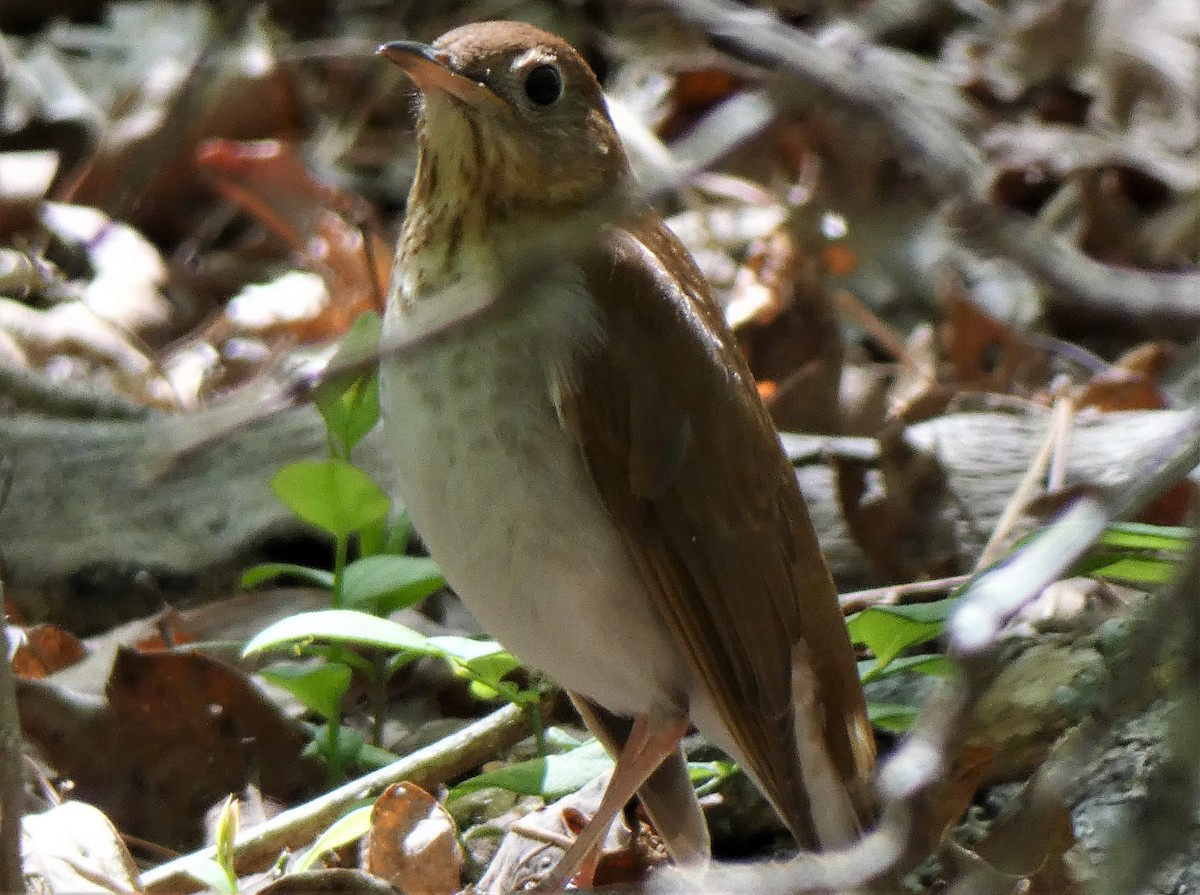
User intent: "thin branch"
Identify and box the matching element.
[838,574,972,613]
[140,702,538,892]
[954,201,1200,328]
[975,393,1075,570]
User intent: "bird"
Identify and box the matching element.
[376,20,875,889]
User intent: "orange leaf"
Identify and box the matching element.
[367,783,462,895]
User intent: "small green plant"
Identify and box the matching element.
[1071,521,1192,586]
[241,312,538,780]
[185,795,241,893]
[849,598,957,733]
[850,521,1194,733]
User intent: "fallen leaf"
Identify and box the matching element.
[367,783,462,895]
[17,647,325,850]
[833,424,959,582]
[1076,341,1176,412]
[0,150,58,235]
[196,139,389,341]
[939,275,1051,396]
[11,623,87,679]
[23,801,140,895]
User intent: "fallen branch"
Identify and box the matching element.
[139,701,536,893]
[1,406,1195,628]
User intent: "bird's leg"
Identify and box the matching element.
[533,713,689,892]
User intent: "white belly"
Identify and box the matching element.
[379,277,690,719]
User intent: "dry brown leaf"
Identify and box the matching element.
[975,793,1083,895]
[1076,341,1176,412]
[258,867,406,895]
[726,229,798,329]
[11,623,87,679]
[735,231,843,434]
[196,139,388,341]
[65,14,303,245]
[17,647,324,850]
[832,425,958,583]
[885,322,952,424]
[1072,341,1195,525]
[939,276,1051,396]
[658,69,744,142]
[366,783,462,895]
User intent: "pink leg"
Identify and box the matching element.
[534,714,689,891]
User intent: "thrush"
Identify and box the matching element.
[377,20,875,888]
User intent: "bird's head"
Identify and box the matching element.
[379,21,628,214]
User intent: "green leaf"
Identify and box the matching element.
[448,740,614,801]
[687,760,734,786]
[430,636,526,700]
[241,563,335,590]
[309,643,376,678]
[292,805,374,873]
[847,600,953,676]
[184,859,238,895]
[357,515,388,558]
[272,460,391,538]
[1074,553,1179,586]
[342,555,445,614]
[314,312,383,455]
[244,609,431,656]
[260,662,351,720]
[866,702,918,734]
[310,721,366,768]
[1099,523,1192,552]
[857,652,954,683]
[211,796,240,893]
[428,636,496,659]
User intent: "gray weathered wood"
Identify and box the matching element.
[0,405,1193,627]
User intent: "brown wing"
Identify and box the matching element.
[561,210,873,844]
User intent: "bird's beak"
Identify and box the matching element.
[377,40,504,112]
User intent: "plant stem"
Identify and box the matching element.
[528,700,547,757]
[371,653,387,747]
[331,534,348,608]
[325,719,343,784]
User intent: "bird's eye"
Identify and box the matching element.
[524,63,563,106]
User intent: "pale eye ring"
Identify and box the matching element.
[524,63,563,106]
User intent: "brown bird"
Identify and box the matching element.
[377,21,874,888]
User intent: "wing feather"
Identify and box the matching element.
[560,211,873,844]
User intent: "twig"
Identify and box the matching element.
[641,406,1200,894]
[139,701,538,893]
[954,201,1200,329]
[838,574,972,613]
[974,393,1075,569]
[834,289,918,370]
